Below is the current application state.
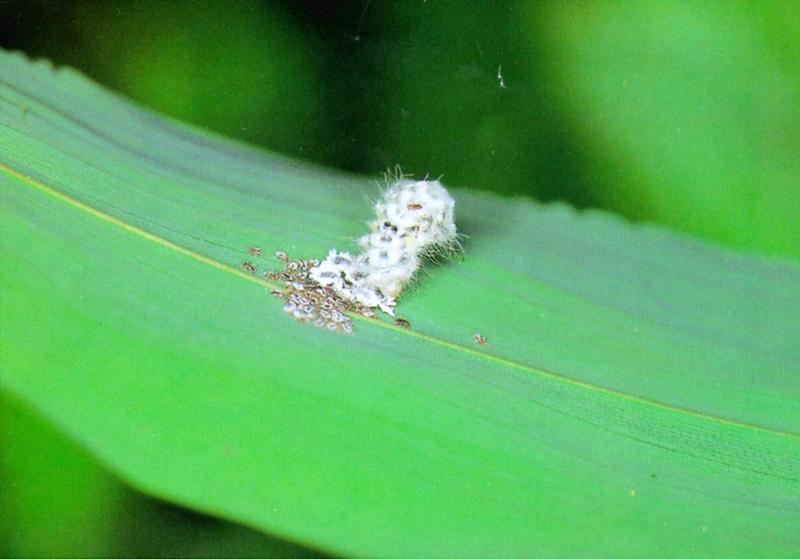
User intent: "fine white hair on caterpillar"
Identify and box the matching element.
[310,176,458,316]
[264,173,458,333]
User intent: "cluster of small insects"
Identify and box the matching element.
[242,247,414,335]
[262,251,382,334]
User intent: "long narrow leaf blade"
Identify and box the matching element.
[1,51,798,558]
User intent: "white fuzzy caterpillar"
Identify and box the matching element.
[310,178,457,316]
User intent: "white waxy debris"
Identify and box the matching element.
[266,175,458,333]
[311,178,458,316]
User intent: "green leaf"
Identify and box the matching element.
[0,390,123,556]
[534,1,800,258]
[1,50,798,557]
[0,390,321,557]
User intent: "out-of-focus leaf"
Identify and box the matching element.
[45,0,325,154]
[535,1,800,259]
[0,391,122,556]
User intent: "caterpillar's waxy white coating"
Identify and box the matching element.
[310,179,457,316]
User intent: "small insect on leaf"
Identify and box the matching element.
[394,317,411,329]
[473,333,488,345]
[248,246,262,257]
[241,261,257,274]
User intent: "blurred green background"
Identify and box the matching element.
[3,0,798,261]
[1,0,798,555]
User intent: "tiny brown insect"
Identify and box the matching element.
[248,246,262,257]
[275,251,289,262]
[241,261,257,274]
[394,317,411,329]
[473,333,488,345]
[407,203,423,210]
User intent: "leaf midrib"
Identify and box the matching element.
[3,161,796,441]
